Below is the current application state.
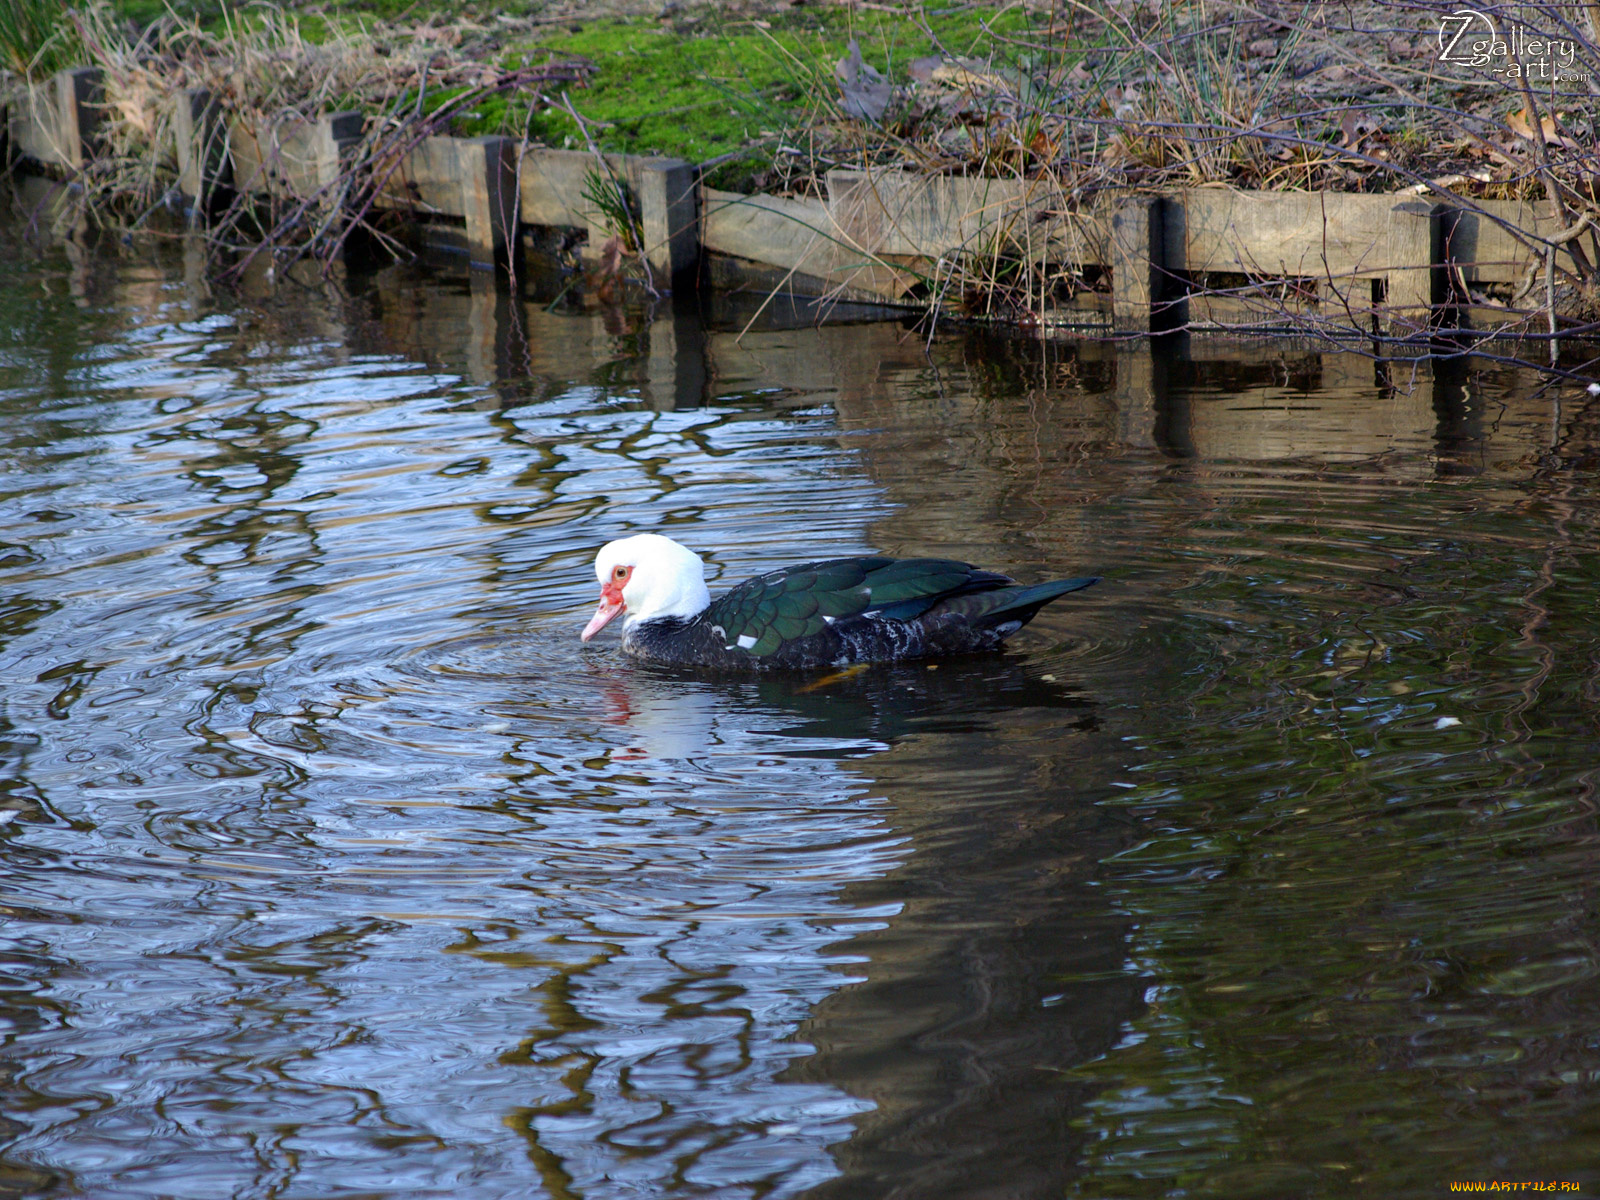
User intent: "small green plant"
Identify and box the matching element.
[0,0,83,78]
[580,167,641,255]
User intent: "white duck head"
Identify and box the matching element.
[580,533,712,642]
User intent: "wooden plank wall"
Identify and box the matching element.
[3,66,1589,335]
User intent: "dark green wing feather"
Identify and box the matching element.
[703,556,1012,657]
[930,575,1099,625]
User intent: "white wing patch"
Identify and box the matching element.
[736,634,759,650]
[822,615,835,625]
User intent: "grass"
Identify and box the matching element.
[497,8,1038,189]
[0,0,83,77]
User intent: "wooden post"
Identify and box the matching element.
[55,66,102,168]
[310,112,363,258]
[1111,196,1165,332]
[638,158,698,291]
[1384,200,1441,334]
[229,110,361,202]
[456,136,518,272]
[8,84,57,167]
[316,111,363,190]
[174,88,230,215]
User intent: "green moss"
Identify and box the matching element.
[504,8,1040,170]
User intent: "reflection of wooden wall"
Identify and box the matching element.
[61,248,1566,494]
[6,62,1586,337]
[365,269,710,410]
[1165,346,1437,469]
[86,245,1573,490]
[350,271,1587,484]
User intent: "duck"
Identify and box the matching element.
[579,533,1098,671]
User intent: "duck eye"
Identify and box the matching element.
[614,566,628,579]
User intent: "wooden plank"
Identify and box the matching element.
[6,69,100,170]
[1446,198,1580,285]
[517,147,694,264]
[517,146,598,228]
[825,168,1107,264]
[520,146,643,244]
[318,111,363,190]
[174,88,230,211]
[55,67,102,168]
[376,135,464,216]
[378,142,698,278]
[829,168,1020,254]
[6,68,105,171]
[701,187,922,302]
[229,111,362,198]
[1171,189,1396,279]
[228,118,265,194]
[1383,200,1441,330]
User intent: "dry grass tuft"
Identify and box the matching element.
[732,1,1600,335]
[4,3,590,273]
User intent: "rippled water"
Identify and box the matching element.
[2,235,1600,1199]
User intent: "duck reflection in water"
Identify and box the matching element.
[592,652,1099,762]
[589,647,1139,1198]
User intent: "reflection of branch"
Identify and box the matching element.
[1505,492,1569,751]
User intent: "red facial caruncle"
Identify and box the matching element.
[581,563,633,642]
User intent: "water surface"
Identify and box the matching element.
[2,238,1599,1199]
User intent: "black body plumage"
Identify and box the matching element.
[619,555,1098,671]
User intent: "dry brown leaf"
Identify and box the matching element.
[1339,110,1380,150]
[1507,109,1583,151]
